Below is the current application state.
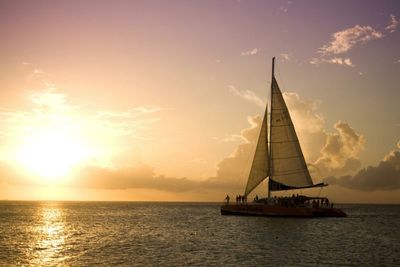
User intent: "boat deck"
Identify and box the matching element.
[220,203,346,218]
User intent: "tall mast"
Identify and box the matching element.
[268,57,275,199]
[272,57,275,78]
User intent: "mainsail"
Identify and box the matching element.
[244,104,269,196]
[269,76,314,190]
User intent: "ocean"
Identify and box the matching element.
[0,201,398,266]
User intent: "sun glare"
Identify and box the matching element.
[15,128,91,182]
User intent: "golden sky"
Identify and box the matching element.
[0,0,399,203]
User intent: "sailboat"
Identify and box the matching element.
[221,57,346,217]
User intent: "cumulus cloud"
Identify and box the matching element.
[385,14,399,33]
[325,142,400,191]
[228,87,366,179]
[319,25,383,55]
[313,121,365,178]
[241,48,259,56]
[210,116,262,187]
[228,85,265,108]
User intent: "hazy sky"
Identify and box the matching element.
[0,0,399,203]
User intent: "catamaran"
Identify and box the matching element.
[221,57,346,217]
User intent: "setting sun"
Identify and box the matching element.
[14,127,91,182]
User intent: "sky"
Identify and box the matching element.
[0,0,399,203]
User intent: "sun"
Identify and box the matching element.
[15,128,91,182]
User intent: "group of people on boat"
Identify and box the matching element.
[224,194,248,204]
[272,194,333,208]
[235,195,247,204]
[225,193,334,209]
[311,198,333,208]
[272,194,302,207]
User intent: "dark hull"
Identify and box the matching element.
[221,203,346,218]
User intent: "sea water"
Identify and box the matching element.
[0,201,399,266]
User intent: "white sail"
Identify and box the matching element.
[269,77,314,187]
[244,104,269,196]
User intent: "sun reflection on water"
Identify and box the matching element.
[31,203,67,265]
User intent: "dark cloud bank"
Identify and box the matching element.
[325,147,400,191]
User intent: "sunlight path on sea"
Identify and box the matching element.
[29,203,68,265]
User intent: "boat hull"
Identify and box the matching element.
[220,203,346,218]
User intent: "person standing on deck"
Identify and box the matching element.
[225,195,230,204]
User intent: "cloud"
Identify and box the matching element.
[385,14,399,33]
[74,164,201,192]
[210,115,262,188]
[309,58,320,65]
[0,89,373,196]
[75,116,264,193]
[311,15,398,67]
[280,53,291,62]
[325,141,400,191]
[319,25,383,55]
[72,162,243,192]
[310,57,355,67]
[313,121,365,178]
[278,6,288,13]
[211,97,365,192]
[329,58,355,67]
[0,85,163,173]
[282,93,365,179]
[241,48,259,56]
[218,134,245,143]
[228,86,364,177]
[96,106,161,119]
[228,85,265,107]
[282,92,324,134]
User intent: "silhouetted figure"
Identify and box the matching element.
[312,199,316,208]
[225,194,230,204]
[254,195,259,202]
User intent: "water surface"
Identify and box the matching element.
[0,202,398,266]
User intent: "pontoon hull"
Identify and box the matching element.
[220,204,346,217]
